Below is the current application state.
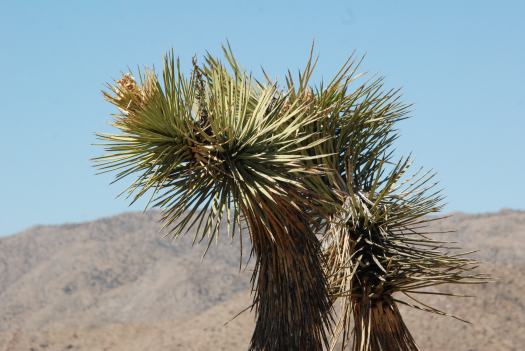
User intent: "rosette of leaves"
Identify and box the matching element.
[94,47,336,351]
[284,55,486,350]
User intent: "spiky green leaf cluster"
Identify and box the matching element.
[270,49,486,350]
[95,49,331,247]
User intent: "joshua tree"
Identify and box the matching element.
[95,45,484,350]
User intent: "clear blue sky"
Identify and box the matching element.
[1,0,523,236]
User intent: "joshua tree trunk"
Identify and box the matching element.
[244,198,332,351]
[351,294,418,351]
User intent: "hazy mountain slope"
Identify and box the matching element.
[0,210,523,350]
[0,211,251,332]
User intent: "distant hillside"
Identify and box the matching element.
[0,210,523,350]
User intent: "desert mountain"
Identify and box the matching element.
[0,210,523,350]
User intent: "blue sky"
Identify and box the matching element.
[1,0,523,236]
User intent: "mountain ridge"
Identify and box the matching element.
[0,210,523,350]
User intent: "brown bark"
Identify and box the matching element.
[244,201,332,351]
